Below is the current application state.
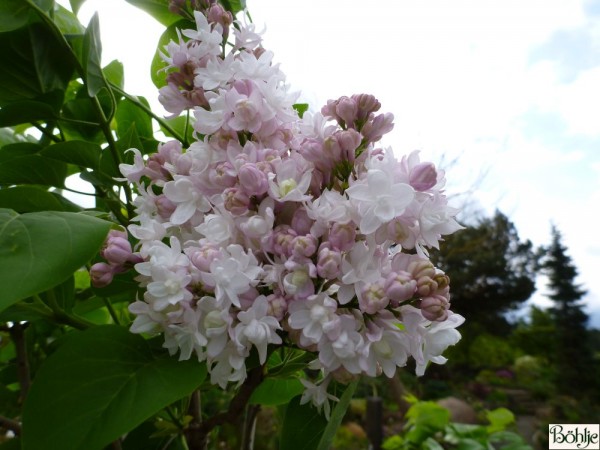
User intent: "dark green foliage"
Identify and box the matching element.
[432,210,538,334]
[539,226,598,397]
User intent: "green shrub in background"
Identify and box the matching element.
[469,334,515,370]
[382,397,532,450]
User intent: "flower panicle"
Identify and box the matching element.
[95,7,465,413]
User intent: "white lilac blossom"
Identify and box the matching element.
[99,7,465,415]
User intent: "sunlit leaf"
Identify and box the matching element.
[125,0,183,26]
[53,3,85,35]
[82,14,107,97]
[116,97,154,140]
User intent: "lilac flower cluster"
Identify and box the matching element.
[100,5,465,414]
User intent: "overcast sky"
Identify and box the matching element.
[64,0,600,326]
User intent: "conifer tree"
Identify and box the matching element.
[541,225,597,396]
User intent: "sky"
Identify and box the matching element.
[62,0,600,326]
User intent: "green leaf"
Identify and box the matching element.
[60,97,102,142]
[41,140,101,170]
[280,396,328,450]
[103,60,125,91]
[0,23,74,106]
[40,276,76,313]
[22,325,207,450]
[90,269,140,301]
[485,408,515,434]
[0,209,111,311]
[82,14,107,97]
[116,97,154,140]
[423,437,445,450]
[0,0,52,32]
[316,380,358,450]
[69,0,87,15]
[160,114,194,145]
[125,0,184,26]
[121,420,187,450]
[0,143,68,187]
[150,20,194,89]
[382,435,404,450]
[219,0,246,15]
[489,431,531,449]
[293,103,309,118]
[0,100,58,127]
[0,186,81,213]
[53,3,86,35]
[250,377,305,406]
[455,438,487,450]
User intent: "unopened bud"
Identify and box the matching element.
[409,162,437,191]
[420,295,449,322]
[90,262,115,288]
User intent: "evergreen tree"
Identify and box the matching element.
[541,225,597,396]
[432,210,537,335]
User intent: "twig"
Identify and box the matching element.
[185,366,264,450]
[8,323,30,403]
[0,415,22,436]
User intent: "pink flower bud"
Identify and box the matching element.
[291,235,318,258]
[223,187,250,215]
[328,222,356,251]
[359,281,389,314]
[335,129,361,163]
[317,247,342,280]
[384,271,417,306]
[335,96,357,127]
[417,276,438,297]
[207,4,233,31]
[155,194,177,220]
[420,295,449,322]
[189,245,221,272]
[102,236,133,266]
[209,162,236,188]
[352,94,381,122]
[361,112,394,143]
[409,162,438,191]
[272,226,297,257]
[267,294,287,321]
[238,163,269,196]
[291,207,312,235]
[408,259,436,280]
[90,262,115,288]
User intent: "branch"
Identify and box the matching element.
[8,323,30,403]
[0,415,22,436]
[185,366,264,450]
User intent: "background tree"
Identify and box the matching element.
[432,210,538,335]
[539,225,598,397]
